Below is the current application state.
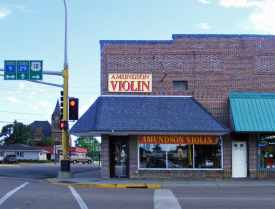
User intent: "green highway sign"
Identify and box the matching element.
[4,61,16,80]
[4,60,43,80]
[17,61,29,80]
[30,60,43,80]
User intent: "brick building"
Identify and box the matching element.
[31,100,71,146]
[71,34,275,180]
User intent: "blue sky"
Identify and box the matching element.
[0,0,275,144]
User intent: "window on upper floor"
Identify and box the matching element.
[173,81,187,90]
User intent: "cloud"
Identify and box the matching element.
[196,23,212,29]
[19,83,25,89]
[0,6,11,19]
[38,100,53,108]
[199,0,211,4]
[7,97,22,103]
[219,0,275,34]
[30,105,38,110]
[79,98,95,117]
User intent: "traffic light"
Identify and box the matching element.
[60,121,68,130]
[60,91,64,120]
[69,98,79,120]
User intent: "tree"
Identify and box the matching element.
[40,137,54,147]
[74,137,101,160]
[0,123,33,146]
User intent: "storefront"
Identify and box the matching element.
[229,92,275,179]
[70,34,275,179]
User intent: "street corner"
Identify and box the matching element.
[45,178,162,189]
[0,164,20,166]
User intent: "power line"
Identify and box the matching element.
[0,110,47,116]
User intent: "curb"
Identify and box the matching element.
[46,179,162,189]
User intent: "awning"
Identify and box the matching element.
[229,92,275,132]
[70,96,230,137]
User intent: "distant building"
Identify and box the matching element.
[30,100,71,146]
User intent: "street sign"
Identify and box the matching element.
[30,60,43,80]
[17,61,29,80]
[4,60,43,80]
[96,146,101,152]
[4,61,16,80]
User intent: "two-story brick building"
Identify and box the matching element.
[70,34,275,180]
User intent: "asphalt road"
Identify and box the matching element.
[1,164,275,209]
[0,163,99,180]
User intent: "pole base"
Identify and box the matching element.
[61,160,70,172]
[58,171,73,178]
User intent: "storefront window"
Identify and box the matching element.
[195,139,222,168]
[258,134,275,169]
[139,136,222,169]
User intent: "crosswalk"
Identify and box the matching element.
[0,181,182,209]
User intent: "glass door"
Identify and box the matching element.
[111,136,128,178]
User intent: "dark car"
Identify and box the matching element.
[3,155,17,164]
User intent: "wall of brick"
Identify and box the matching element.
[101,134,110,179]
[100,35,275,179]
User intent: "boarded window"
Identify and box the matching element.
[173,81,187,90]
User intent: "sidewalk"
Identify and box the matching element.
[46,169,275,188]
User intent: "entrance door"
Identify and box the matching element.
[110,136,129,178]
[232,141,247,178]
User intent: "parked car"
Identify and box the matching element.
[69,156,92,164]
[0,156,3,164]
[3,155,17,164]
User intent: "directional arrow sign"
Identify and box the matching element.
[3,60,43,80]
[29,60,43,80]
[17,61,29,80]
[4,61,16,80]
[5,74,15,79]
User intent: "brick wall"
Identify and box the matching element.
[101,134,110,179]
[100,35,275,179]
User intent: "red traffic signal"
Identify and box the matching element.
[69,98,79,120]
[60,121,68,130]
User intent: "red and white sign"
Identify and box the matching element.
[108,73,152,92]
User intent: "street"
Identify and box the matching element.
[1,164,275,208]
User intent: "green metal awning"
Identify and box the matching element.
[229,92,275,132]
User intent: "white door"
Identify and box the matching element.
[232,141,247,178]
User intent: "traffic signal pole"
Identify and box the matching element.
[59,0,72,176]
[61,67,70,171]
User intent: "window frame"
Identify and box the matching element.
[138,137,223,171]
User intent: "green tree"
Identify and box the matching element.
[74,137,101,160]
[40,137,54,147]
[0,123,33,145]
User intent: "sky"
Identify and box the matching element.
[1,0,275,145]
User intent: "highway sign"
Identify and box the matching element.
[3,60,43,80]
[96,146,101,152]
[17,61,29,80]
[4,61,16,80]
[30,60,43,80]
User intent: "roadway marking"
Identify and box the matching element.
[0,182,29,206]
[154,189,181,209]
[68,186,88,209]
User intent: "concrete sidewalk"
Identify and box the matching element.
[46,169,275,188]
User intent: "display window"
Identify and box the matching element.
[258,134,275,169]
[138,136,222,169]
